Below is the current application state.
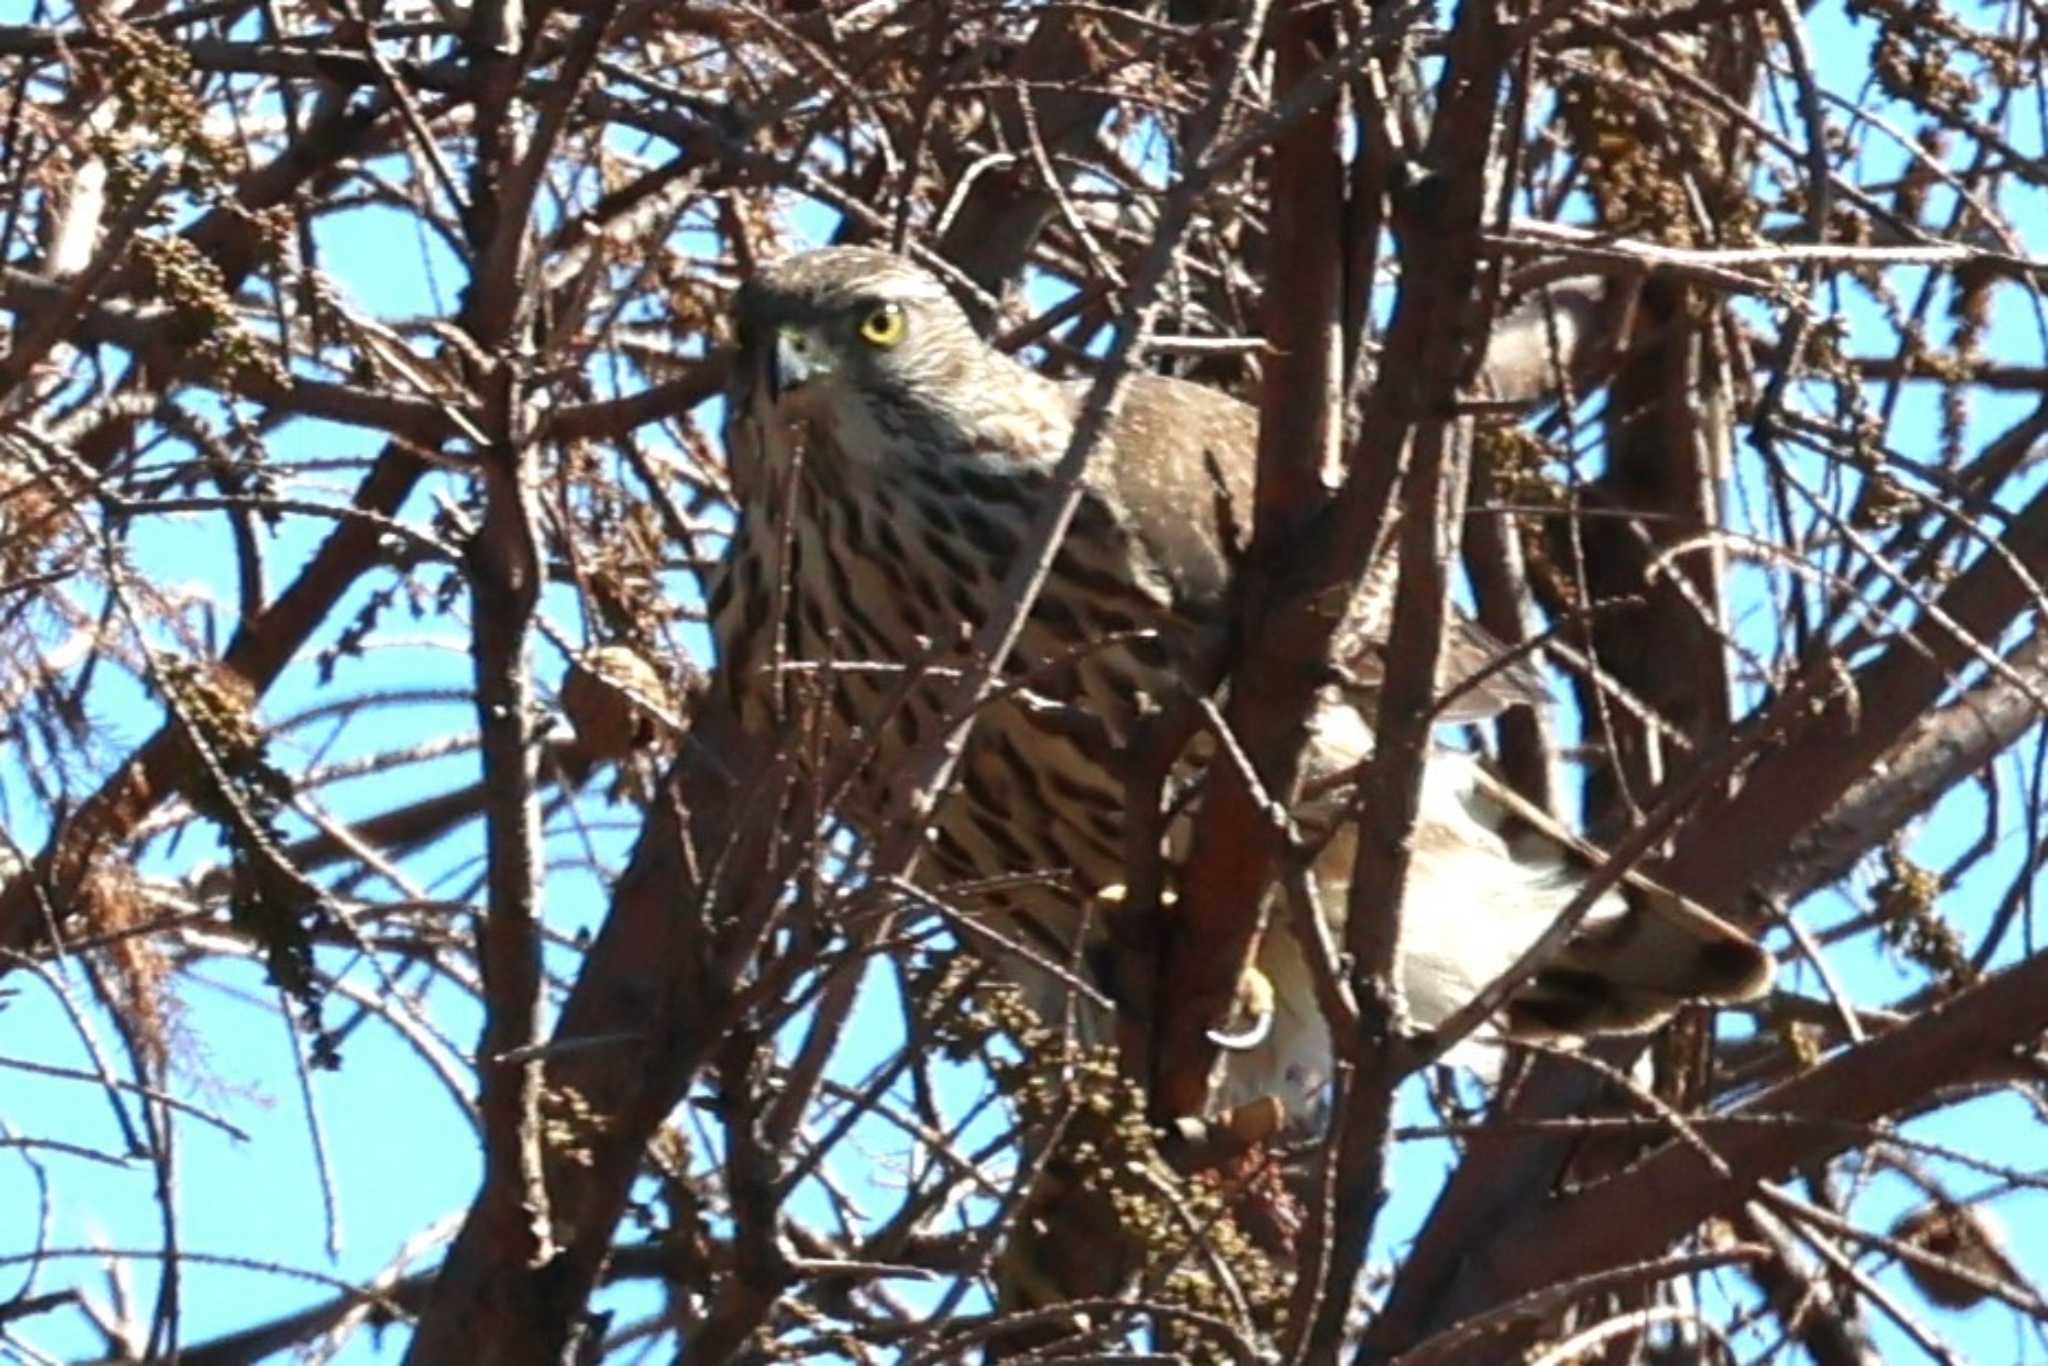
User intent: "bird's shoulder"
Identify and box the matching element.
[1059,370,1257,611]
[1058,369,1550,720]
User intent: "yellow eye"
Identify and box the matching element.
[857,303,906,348]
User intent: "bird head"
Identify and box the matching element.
[731,248,993,431]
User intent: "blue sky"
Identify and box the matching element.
[3,2,2046,1362]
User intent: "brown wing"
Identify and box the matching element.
[1081,372,1550,719]
[1334,544,1554,722]
[1069,371,1257,619]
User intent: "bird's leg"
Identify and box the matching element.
[1084,881,1162,1019]
[1100,698,1203,1085]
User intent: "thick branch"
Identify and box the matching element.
[1151,0,1346,1121]
[1763,628,2048,904]
[1667,474,2048,909]
[1310,6,1516,1360]
[1446,945,2048,1342]
[406,398,554,1362]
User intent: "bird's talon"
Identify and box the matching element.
[1208,1008,1273,1051]
[1208,964,1277,1050]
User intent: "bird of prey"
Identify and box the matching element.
[710,247,1770,1114]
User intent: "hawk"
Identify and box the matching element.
[710,247,1770,1114]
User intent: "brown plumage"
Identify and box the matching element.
[709,247,1770,1112]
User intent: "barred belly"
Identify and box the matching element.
[712,419,1188,962]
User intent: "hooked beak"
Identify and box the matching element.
[767,325,825,401]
